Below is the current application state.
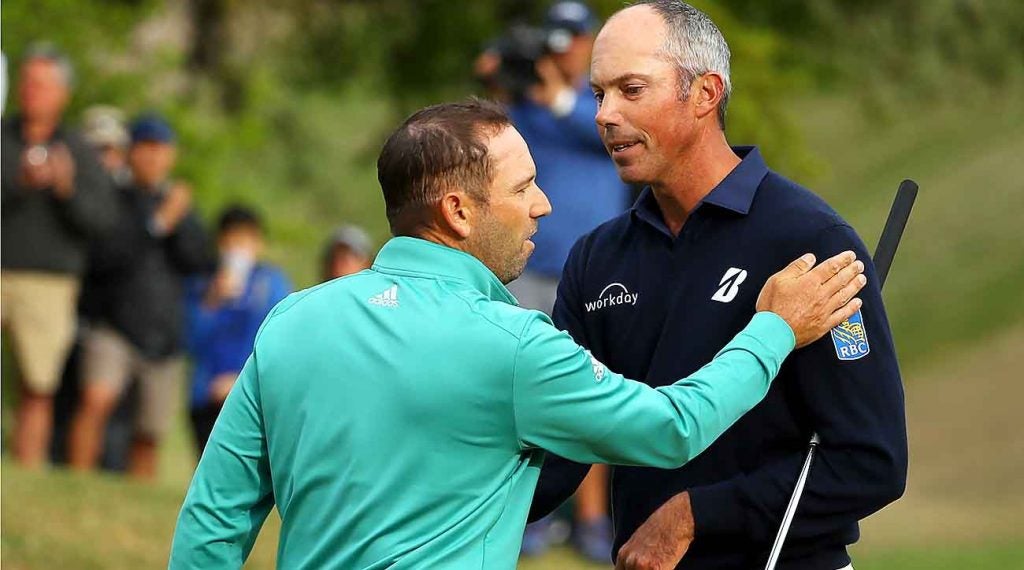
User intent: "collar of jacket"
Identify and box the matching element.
[372,236,519,306]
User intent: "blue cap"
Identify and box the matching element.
[545,1,597,35]
[130,113,176,144]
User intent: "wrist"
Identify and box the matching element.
[675,491,696,539]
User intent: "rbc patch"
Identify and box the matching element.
[830,309,870,361]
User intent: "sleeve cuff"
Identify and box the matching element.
[688,482,749,539]
[737,312,796,364]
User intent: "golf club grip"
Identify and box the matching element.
[872,179,918,287]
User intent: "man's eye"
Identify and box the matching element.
[624,85,644,97]
[593,92,604,104]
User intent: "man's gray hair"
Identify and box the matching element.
[21,43,75,88]
[630,0,731,128]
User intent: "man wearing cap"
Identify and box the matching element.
[50,104,137,471]
[321,224,374,281]
[1,45,117,467]
[81,105,132,186]
[68,113,214,479]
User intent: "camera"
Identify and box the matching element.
[488,24,573,101]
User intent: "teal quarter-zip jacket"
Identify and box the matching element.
[169,236,796,569]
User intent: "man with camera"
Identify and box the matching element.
[1,45,117,468]
[68,113,213,479]
[475,2,631,559]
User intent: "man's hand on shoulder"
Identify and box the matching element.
[757,251,867,348]
[616,491,694,570]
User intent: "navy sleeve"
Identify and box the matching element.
[687,224,908,548]
[528,237,596,522]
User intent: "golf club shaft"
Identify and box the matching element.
[764,179,918,570]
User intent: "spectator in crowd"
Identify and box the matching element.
[321,224,374,281]
[1,44,117,467]
[185,205,291,457]
[81,105,132,186]
[51,104,136,471]
[68,113,213,479]
[477,2,626,560]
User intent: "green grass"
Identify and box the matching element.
[2,461,1021,570]
[851,542,1024,569]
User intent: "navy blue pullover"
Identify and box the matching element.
[529,147,908,569]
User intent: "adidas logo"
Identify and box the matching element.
[369,284,399,308]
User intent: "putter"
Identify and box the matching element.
[763,179,919,570]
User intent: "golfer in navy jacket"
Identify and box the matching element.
[529,3,907,569]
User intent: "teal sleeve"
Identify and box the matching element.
[512,312,795,468]
[169,355,275,569]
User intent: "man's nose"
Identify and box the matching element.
[532,186,553,218]
[595,96,622,131]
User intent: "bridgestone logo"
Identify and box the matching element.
[585,283,639,313]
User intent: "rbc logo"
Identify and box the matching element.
[830,309,870,360]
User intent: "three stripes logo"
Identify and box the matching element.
[369,284,399,308]
[711,267,748,303]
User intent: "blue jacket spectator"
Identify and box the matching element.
[186,265,290,408]
[185,205,291,456]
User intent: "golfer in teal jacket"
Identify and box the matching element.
[170,101,866,569]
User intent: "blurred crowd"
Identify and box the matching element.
[3,1,624,565]
[1,44,375,476]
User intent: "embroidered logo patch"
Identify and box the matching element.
[711,268,748,303]
[830,309,870,360]
[586,350,606,383]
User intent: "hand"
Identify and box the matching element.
[153,182,192,234]
[616,491,694,570]
[19,145,55,190]
[209,372,238,403]
[473,51,501,81]
[756,251,867,348]
[48,144,77,200]
[527,55,571,109]
[203,270,235,308]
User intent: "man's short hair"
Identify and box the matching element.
[629,1,732,128]
[376,98,513,234]
[217,204,264,235]
[20,42,75,88]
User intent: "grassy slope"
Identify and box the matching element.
[788,92,1024,370]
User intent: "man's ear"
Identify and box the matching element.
[439,191,475,239]
[693,72,725,122]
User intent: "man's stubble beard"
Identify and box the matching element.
[469,213,530,285]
